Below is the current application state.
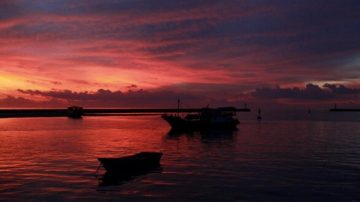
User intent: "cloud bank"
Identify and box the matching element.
[252,83,360,100]
[0,83,358,108]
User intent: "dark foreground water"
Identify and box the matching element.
[1,114,360,201]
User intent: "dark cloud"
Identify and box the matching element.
[252,83,360,100]
[126,84,138,89]
[6,82,360,108]
[16,88,204,108]
[0,96,65,108]
[323,83,360,95]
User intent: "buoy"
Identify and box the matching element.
[257,108,262,121]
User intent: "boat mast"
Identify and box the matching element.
[257,108,262,121]
[177,99,180,117]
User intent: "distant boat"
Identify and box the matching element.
[161,107,239,130]
[67,106,83,118]
[98,152,163,173]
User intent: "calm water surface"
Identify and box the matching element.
[1,115,360,201]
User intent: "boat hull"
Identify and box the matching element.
[98,152,162,173]
[162,114,239,130]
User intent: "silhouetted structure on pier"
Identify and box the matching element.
[67,106,83,118]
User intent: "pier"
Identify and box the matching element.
[0,107,251,118]
[329,108,360,112]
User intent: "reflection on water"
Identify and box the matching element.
[0,116,360,201]
[98,167,163,187]
[166,128,237,143]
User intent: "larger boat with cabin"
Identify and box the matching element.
[161,107,239,130]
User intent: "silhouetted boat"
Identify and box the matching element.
[67,106,83,118]
[162,107,239,130]
[98,152,163,173]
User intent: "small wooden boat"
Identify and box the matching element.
[98,152,163,173]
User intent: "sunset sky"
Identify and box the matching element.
[0,0,359,108]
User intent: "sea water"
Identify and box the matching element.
[0,112,360,201]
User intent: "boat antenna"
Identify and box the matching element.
[177,99,180,117]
